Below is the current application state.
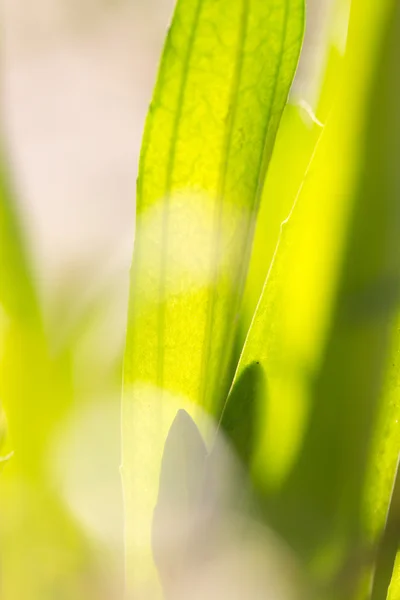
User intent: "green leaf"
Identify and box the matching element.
[0,146,44,470]
[0,396,12,466]
[220,361,265,467]
[387,553,400,600]
[228,0,399,585]
[359,4,400,597]
[242,0,349,338]
[0,136,98,598]
[0,155,39,325]
[361,9,400,589]
[122,0,305,593]
[364,318,400,543]
[278,0,400,561]
[370,462,400,600]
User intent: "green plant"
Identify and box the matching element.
[122,0,400,598]
[0,0,399,599]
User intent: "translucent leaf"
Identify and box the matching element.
[122,0,305,592]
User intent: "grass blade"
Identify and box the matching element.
[122,0,305,593]
[227,0,399,587]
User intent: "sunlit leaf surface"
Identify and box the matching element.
[122,0,305,592]
[242,0,350,337]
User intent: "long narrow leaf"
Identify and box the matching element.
[228,0,398,587]
[387,553,400,600]
[122,0,305,593]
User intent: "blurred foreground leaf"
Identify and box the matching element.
[0,158,39,326]
[275,0,400,568]
[0,140,113,596]
[387,553,400,600]
[370,464,399,600]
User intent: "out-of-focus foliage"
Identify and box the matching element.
[388,552,400,600]
[0,158,115,598]
[0,109,122,600]
[231,0,400,593]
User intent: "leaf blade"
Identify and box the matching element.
[122,0,305,593]
[228,0,400,584]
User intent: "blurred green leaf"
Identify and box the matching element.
[0,164,69,472]
[370,464,399,600]
[0,132,111,598]
[0,397,12,466]
[122,0,305,592]
[232,0,356,491]
[0,144,45,471]
[361,10,400,591]
[242,0,349,338]
[0,152,40,326]
[228,0,399,590]
[387,553,400,600]
[364,318,400,545]
[276,0,400,564]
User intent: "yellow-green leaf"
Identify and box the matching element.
[228,0,398,585]
[387,553,400,600]
[122,0,305,593]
